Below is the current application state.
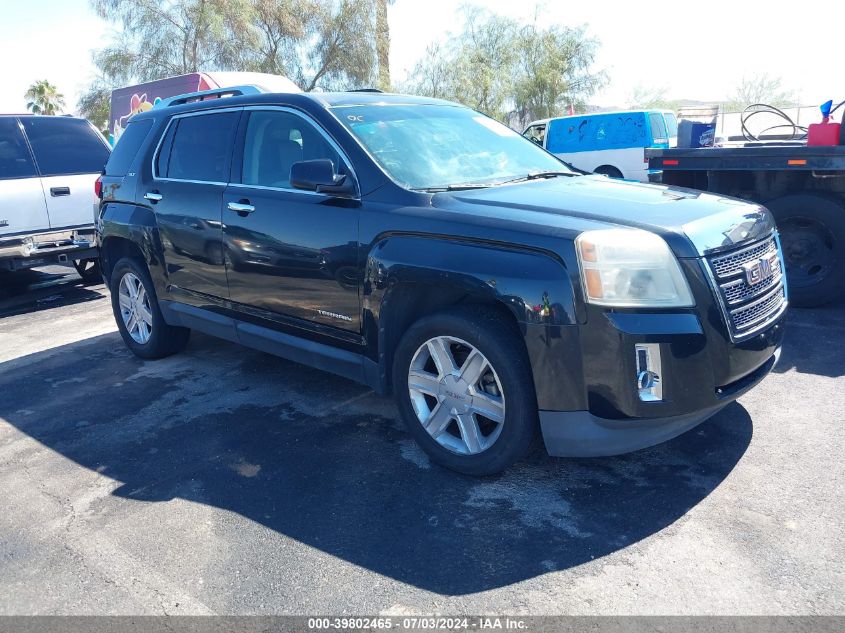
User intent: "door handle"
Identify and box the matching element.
[50,186,70,197]
[144,192,163,203]
[227,201,255,217]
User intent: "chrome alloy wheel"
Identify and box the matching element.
[118,272,153,344]
[408,336,506,455]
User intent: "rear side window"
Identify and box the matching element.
[649,113,668,142]
[161,111,240,183]
[0,118,37,180]
[106,119,153,176]
[21,117,110,176]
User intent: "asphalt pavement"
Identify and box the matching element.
[0,265,842,614]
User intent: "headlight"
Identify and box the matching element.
[576,229,694,307]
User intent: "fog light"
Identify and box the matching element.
[635,343,663,402]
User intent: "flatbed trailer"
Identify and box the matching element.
[647,144,845,306]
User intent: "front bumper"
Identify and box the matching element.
[539,347,779,457]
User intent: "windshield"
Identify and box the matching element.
[664,112,678,138]
[332,104,570,190]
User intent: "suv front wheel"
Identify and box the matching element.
[392,307,539,475]
[109,257,190,359]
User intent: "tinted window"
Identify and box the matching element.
[21,117,110,176]
[105,119,153,176]
[0,118,37,180]
[241,111,342,188]
[649,113,668,141]
[164,112,239,182]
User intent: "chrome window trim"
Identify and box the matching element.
[226,182,327,198]
[151,106,244,184]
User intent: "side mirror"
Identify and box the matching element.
[290,159,354,196]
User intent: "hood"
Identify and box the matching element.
[432,175,774,258]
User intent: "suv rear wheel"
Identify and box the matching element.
[392,307,538,475]
[109,257,190,359]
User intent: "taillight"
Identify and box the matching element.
[94,175,103,198]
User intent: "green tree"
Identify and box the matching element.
[25,80,65,115]
[87,0,384,96]
[512,23,604,126]
[404,8,604,125]
[724,73,798,112]
[78,83,112,130]
[626,84,680,111]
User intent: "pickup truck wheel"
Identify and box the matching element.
[594,165,623,179]
[393,307,538,476]
[767,194,845,307]
[109,257,190,359]
[73,258,101,284]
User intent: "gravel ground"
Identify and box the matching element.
[0,265,842,615]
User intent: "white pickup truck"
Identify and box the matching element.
[0,115,110,281]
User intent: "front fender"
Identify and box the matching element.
[362,234,586,410]
[364,234,577,326]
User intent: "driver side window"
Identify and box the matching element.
[241,110,341,189]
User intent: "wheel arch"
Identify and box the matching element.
[594,164,623,178]
[99,202,167,293]
[363,234,577,394]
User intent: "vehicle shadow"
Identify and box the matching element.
[0,332,752,596]
[0,268,105,318]
[771,295,845,378]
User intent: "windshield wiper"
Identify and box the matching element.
[415,183,494,192]
[496,170,577,186]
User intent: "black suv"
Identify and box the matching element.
[98,87,787,475]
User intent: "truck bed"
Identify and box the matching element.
[647,144,845,172]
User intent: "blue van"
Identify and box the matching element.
[523,110,678,182]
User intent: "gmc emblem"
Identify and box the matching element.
[743,254,778,286]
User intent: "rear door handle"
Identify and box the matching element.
[227,201,255,216]
[144,192,163,203]
[50,186,70,197]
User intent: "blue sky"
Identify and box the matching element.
[0,0,837,115]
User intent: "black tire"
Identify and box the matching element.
[767,194,845,308]
[594,165,623,179]
[392,306,538,476]
[73,258,101,284]
[109,257,190,359]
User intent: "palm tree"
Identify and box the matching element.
[375,0,394,92]
[25,80,65,115]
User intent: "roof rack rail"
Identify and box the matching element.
[156,85,264,108]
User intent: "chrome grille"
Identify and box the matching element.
[731,286,786,331]
[710,237,777,279]
[721,256,782,305]
[705,234,787,340]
